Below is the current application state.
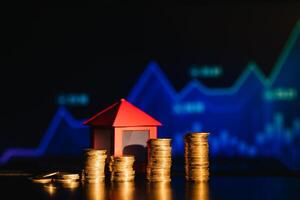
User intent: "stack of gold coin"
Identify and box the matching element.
[54,173,80,189]
[109,155,135,181]
[83,149,107,183]
[184,132,210,182]
[110,155,135,182]
[147,138,172,182]
[54,173,80,184]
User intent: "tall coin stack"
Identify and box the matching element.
[110,156,135,182]
[83,149,107,183]
[147,138,172,182]
[184,132,210,182]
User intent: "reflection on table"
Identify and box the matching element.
[147,182,172,200]
[109,181,135,200]
[185,182,210,200]
[85,182,106,200]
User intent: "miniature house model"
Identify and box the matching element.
[84,98,161,162]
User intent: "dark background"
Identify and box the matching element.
[1,3,300,163]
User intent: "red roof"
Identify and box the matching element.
[84,98,162,127]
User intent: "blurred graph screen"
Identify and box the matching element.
[1,9,300,172]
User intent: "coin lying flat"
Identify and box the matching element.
[60,173,80,180]
[30,177,53,184]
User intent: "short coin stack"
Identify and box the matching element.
[55,173,80,188]
[184,132,210,182]
[83,149,107,183]
[30,172,80,189]
[147,138,172,182]
[55,173,80,184]
[110,155,135,182]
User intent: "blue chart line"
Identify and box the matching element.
[0,107,88,164]
[1,21,300,169]
[127,20,300,169]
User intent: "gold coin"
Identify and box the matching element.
[147,138,172,183]
[60,173,80,180]
[110,155,136,182]
[184,132,210,182]
[55,178,77,184]
[39,171,59,178]
[82,149,107,184]
[84,148,107,153]
[30,177,52,184]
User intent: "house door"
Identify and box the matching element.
[122,130,149,162]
